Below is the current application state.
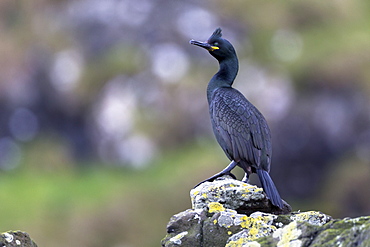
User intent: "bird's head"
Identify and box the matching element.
[190,28,236,61]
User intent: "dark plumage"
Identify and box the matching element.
[190,28,283,208]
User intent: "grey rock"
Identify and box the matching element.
[190,176,291,215]
[162,176,370,247]
[0,231,38,247]
[164,209,206,247]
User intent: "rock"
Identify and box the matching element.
[165,209,207,247]
[0,231,38,247]
[162,176,370,247]
[190,176,291,215]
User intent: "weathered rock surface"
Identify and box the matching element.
[191,176,291,215]
[162,176,370,247]
[1,231,38,247]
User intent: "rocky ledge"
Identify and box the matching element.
[162,176,370,247]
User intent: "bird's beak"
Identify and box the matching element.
[189,39,219,51]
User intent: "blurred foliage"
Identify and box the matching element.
[0,139,227,247]
[0,0,370,246]
[79,44,146,101]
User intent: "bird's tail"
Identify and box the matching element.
[257,169,283,209]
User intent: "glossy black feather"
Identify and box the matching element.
[210,87,271,172]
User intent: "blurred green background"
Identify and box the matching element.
[1,0,370,246]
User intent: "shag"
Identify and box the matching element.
[190,28,283,208]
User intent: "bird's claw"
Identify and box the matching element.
[194,172,236,188]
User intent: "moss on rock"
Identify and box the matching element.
[309,216,370,247]
[162,177,370,247]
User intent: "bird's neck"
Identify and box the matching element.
[207,57,239,104]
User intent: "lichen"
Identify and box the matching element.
[3,232,14,243]
[291,211,331,226]
[192,210,203,223]
[169,231,188,245]
[245,242,262,247]
[234,212,277,240]
[167,175,370,247]
[225,237,250,247]
[208,211,278,242]
[226,230,263,247]
[308,216,370,247]
[190,177,267,211]
[208,202,226,213]
[218,211,235,228]
[273,221,302,247]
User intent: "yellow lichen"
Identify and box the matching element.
[240,216,250,228]
[249,227,259,236]
[226,238,262,247]
[236,214,276,241]
[290,211,330,226]
[273,221,302,247]
[192,190,200,196]
[225,237,250,247]
[291,211,316,221]
[228,231,233,235]
[169,231,188,245]
[242,188,251,193]
[213,219,218,224]
[208,202,225,213]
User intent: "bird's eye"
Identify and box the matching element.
[213,42,219,46]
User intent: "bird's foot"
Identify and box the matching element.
[241,173,249,183]
[194,160,238,188]
[194,172,236,188]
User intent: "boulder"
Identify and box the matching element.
[162,176,370,247]
[1,231,38,247]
